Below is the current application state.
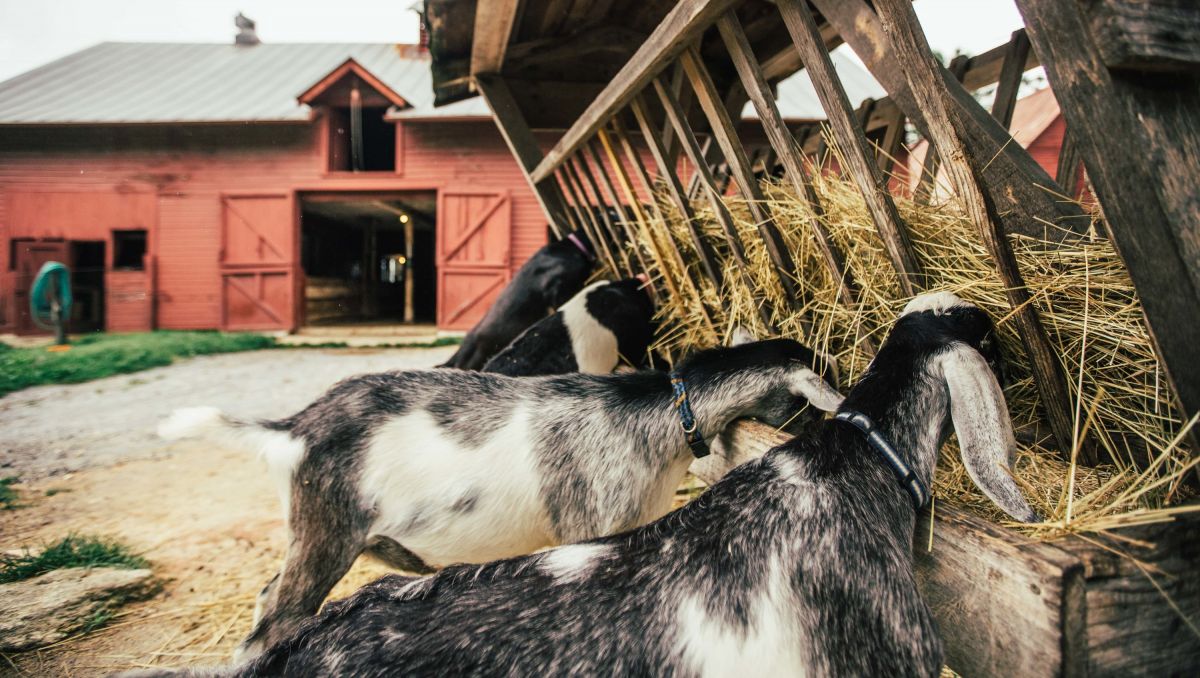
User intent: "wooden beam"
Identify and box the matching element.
[1084,0,1200,73]
[991,29,1033,130]
[873,0,1079,459]
[716,12,868,328]
[564,156,622,275]
[913,55,970,203]
[573,153,634,275]
[777,0,924,297]
[629,93,725,290]
[553,168,595,238]
[530,0,742,183]
[961,28,1040,92]
[585,138,647,280]
[652,77,778,332]
[1055,128,1082,198]
[470,0,522,76]
[474,74,567,237]
[679,46,808,312]
[1015,0,1200,456]
[810,0,1091,241]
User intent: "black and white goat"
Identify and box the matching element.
[482,276,655,376]
[155,291,1036,677]
[157,338,841,659]
[441,231,595,370]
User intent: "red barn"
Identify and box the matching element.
[0,37,556,335]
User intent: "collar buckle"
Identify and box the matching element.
[670,371,709,458]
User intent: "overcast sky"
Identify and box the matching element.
[0,0,1026,84]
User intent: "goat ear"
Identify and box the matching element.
[729,325,757,346]
[788,367,844,413]
[941,345,1039,522]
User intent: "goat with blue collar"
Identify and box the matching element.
[155,336,841,660]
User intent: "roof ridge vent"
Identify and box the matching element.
[235,12,260,46]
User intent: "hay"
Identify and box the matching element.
[636,155,1196,534]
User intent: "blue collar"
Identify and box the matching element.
[834,410,929,509]
[669,371,709,458]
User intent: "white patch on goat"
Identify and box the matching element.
[901,290,970,317]
[159,406,303,517]
[673,555,812,676]
[560,281,620,374]
[360,405,551,568]
[538,543,611,583]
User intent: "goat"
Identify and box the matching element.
[441,231,594,370]
[156,338,842,659]
[150,291,1038,677]
[482,276,655,376]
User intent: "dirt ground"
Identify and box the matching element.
[0,345,456,676]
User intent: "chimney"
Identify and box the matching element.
[235,12,260,46]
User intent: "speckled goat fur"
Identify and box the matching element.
[156,338,842,660]
[139,292,1039,678]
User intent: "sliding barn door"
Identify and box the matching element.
[436,190,512,330]
[219,193,296,331]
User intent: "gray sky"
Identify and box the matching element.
[0,0,1026,84]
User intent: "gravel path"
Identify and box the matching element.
[0,345,456,480]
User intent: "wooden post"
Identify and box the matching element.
[475,74,569,237]
[716,12,868,324]
[584,138,645,275]
[1015,0,1200,456]
[776,0,925,297]
[629,93,725,290]
[652,76,778,332]
[575,150,636,276]
[873,0,1080,459]
[810,0,1091,241]
[555,166,600,239]
[914,55,971,202]
[564,157,622,275]
[404,216,414,323]
[1055,129,1082,198]
[678,46,808,311]
[991,29,1033,130]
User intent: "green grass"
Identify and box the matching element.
[0,477,19,510]
[0,535,148,584]
[0,331,277,397]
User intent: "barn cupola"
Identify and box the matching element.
[298,58,409,172]
[234,12,260,46]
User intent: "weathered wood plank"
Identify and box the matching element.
[777,0,924,297]
[1015,0,1200,457]
[873,0,1079,459]
[1084,0,1200,72]
[652,77,778,332]
[474,74,567,237]
[530,0,743,183]
[990,29,1032,130]
[470,0,522,76]
[679,47,807,312]
[575,151,635,276]
[588,135,657,287]
[810,0,1092,240]
[564,156,622,275]
[1055,128,1082,198]
[629,93,726,291]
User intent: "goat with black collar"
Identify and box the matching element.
[164,292,1036,677]
[441,231,595,370]
[157,338,841,659]
[483,276,655,376]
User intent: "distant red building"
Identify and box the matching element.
[0,40,551,334]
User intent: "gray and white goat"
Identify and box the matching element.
[161,291,1037,678]
[157,338,841,658]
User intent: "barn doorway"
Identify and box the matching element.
[299,192,437,326]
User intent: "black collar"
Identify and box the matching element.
[565,233,594,262]
[834,410,929,509]
[669,371,709,458]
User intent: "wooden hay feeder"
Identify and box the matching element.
[425,0,1200,674]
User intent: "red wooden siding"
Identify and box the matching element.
[0,118,552,334]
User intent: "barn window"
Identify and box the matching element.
[328,105,396,172]
[112,229,147,270]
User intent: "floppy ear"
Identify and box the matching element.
[788,367,844,413]
[941,344,1039,522]
[729,326,757,347]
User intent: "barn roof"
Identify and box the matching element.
[0,42,446,124]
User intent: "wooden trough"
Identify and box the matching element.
[425,0,1200,673]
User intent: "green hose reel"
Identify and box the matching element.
[30,261,72,344]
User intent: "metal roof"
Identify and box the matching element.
[742,49,886,121]
[0,42,445,124]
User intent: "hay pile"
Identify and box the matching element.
[632,159,1196,534]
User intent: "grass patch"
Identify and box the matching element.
[0,331,277,397]
[0,535,148,584]
[0,477,19,509]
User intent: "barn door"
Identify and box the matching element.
[219,193,296,331]
[13,239,69,335]
[436,190,512,330]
